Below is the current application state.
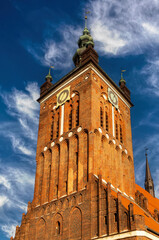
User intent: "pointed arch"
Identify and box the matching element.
[59,140,69,197]
[38,153,44,205]
[69,207,82,239]
[36,217,46,240]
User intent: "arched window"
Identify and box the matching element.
[105,111,109,131]
[100,107,103,127]
[56,221,60,235]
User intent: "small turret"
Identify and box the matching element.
[119,70,131,100]
[40,67,54,97]
[144,149,155,197]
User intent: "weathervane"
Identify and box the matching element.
[49,66,54,75]
[121,69,126,79]
[85,11,90,28]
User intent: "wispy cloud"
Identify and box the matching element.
[0,82,39,156]
[0,82,39,237]
[87,0,159,55]
[24,25,82,69]
[2,224,17,238]
[0,166,35,237]
[141,57,159,97]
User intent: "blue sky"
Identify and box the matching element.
[0,0,159,239]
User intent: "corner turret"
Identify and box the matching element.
[119,70,131,100]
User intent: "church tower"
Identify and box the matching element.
[11,17,159,240]
[145,152,155,197]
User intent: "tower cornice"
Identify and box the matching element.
[37,60,133,108]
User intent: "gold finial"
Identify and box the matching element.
[46,66,54,82]
[49,66,54,75]
[85,11,90,28]
[121,69,126,79]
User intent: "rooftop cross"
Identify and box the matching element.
[85,11,90,28]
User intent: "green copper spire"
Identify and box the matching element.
[119,70,126,85]
[45,66,54,82]
[73,13,94,66]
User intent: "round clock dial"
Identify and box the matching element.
[109,90,118,106]
[57,89,69,105]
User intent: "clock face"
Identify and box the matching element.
[108,88,118,108]
[56,86,70,107]
[57,89,69,105]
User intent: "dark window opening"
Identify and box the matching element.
[120,125,123,143]
[56,221,60,235]
[100,107,103,127]
[50,116,54,141]
[69,109,72,130]
[116,122,118,140]
[106,112,109,131]
[56,112,59,138]
[105,215,107,225]
[76,104,79,127]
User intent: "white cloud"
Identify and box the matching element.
[0,176,11,189]
[141,57,159,97]
[2,223,17,238]
[25,25,82,69]
[0,196,9,208]
[142,22,159,35]
[22,0,159,72]
[86,0,159,55]
[0,82,39,156]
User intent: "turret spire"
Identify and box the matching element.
[73,13,98,67]
[144,149,155,197]
[45,66,54,82]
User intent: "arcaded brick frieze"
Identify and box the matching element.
[12,176,150,240]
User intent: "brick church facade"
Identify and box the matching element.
[11,19,159,240]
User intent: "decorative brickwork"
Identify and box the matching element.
[11,29,159,239]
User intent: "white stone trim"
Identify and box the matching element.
[40,64,131,109]
[112,106,115,137]
[44,147,47,152]
[60,104,64,136]
[95,230,159,240]
[91,66,131,108]
[40,67,90,104]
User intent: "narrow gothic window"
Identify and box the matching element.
[65,181,68,194]
[76,102,79,127]
[120,125,123,143]
[105,111,108,131]
[116,122,118,140]
[105,215,107,225]
[76,151,78,190]
[69,108,72,130]
[56,221,60,235]
[56,184,58,198]
[100,107,103,127]
[50,116,54,141]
